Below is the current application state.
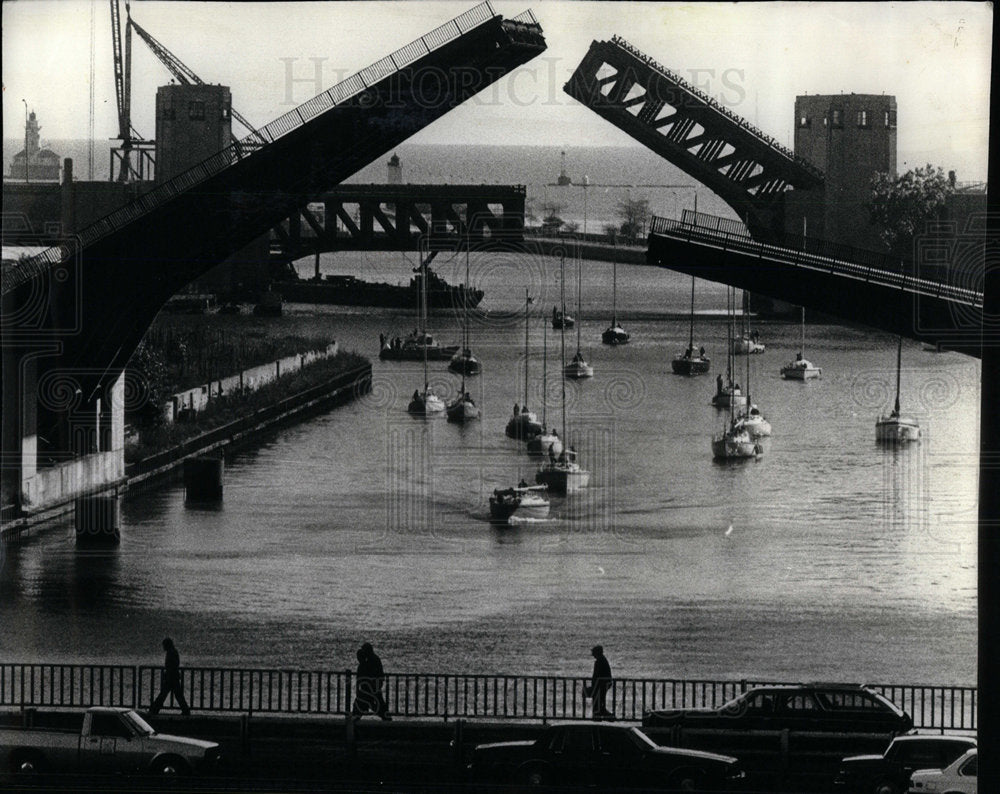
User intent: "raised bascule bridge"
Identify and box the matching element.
[563,36,983,356]
[1,2,546,522]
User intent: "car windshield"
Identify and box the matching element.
[630,728,658,749]
[122,710,155,736]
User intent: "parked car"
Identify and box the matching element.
[1,706,220,776]
[834,734,977,794]
[468,722,746,789]
[643,683,913,734]
[908,748,977,794]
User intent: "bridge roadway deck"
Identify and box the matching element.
[0,709,966,793]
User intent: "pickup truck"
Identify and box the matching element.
[1,706,220,776]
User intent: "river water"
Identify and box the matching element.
[0,251,979,687]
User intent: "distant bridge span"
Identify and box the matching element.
[646,214,984,358]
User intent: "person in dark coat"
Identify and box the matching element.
[150,638,190,716]
[583,645,613,720]
[351,642,391,720]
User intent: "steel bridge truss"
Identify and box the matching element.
[564,37,824,241]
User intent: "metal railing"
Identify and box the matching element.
[0,663,976,732]
[649,214,984,309]
[607,36,824,182]
[2,2,504,297]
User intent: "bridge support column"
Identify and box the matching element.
[184,456,224,502]
[75,494,121,544]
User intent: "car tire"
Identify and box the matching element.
[149,756,190,776]
[668,768,705,791]
[872,781,899,794]
[10,751,45,774]
[521,765,548,786]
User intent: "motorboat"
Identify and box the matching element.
[876,337,920,444]
[447,347,481,377]
[489,484,550,523]
[380,331,459,362]
[672,275,710,376]
[780,306,821,380]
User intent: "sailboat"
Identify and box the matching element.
[447,243,480,423]
[565,252,593,379]
[407,244,446,416]
[505,289,544,440]
[527,319,564,457]
[537,255,591,494]
[712,288,746,410]
[671,275,710,375]
[876,337,920,443]
[780,306,822,380]
[734,319,772,438]
[601,240,629,345]
[733,290,765,354]
[712,288,762,460]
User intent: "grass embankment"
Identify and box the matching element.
[125,350,367,464]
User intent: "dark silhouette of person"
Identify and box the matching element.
[150,638,190,716]
[699,346,706,358]
[352,642,391,720]
[716,373,724,395]
[584,645,613,720]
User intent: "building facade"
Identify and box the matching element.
[8,110,61,182]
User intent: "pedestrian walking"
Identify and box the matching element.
[351,642,392,720]
[150,638,190,716]
[583,644,614,720]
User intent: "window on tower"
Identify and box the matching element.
[798,116,811,128]
[884,109,897,129]
[831,109,843,128]
[189,100,206,120]
[857,110,869,128]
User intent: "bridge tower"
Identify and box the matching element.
[786,94,897,250]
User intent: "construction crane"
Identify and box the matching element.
[128,11,262,143]
[109,0,134,181]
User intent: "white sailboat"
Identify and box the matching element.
[712,287,762,460]
[671,275,711,375]
[407,244,445,416]
[712,287,746,410]
[447,244,480,423]
[537,255,590,494]
[780,306,821,380]
[601,240,630,345]
[489,483,550,523]
[505,289,544,440]
[565,252,593,379]
[527,319,564,457]
[876,337,920,443]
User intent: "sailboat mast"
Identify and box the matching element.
[422,244,429,392]
[728,287,736,424]
[800,305,806,356]
[576,247,582,354]
[524,288,530,409]
[560,255,567,442]
[461,241,469,393]
[894,336,902,415]
[612,239,618,325]
[542,319,548,428]
[688,276,696,353]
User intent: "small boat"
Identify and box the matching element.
[527,320,564,458]
[564,255,593,380]
[380,331,459,362]
[601,246,630,345]
[672,275,710,375]
[446,390,479,423]
[506,290,544,440]
[489,484,550,523]
[552,306,575,329]
[447,347,481,376]
[711,373,746,410]
[876,337,920,444]
[537,254,590,495]
[780,307,821,379]
[536,447,590,494]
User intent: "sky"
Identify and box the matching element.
[1,1,993,180]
